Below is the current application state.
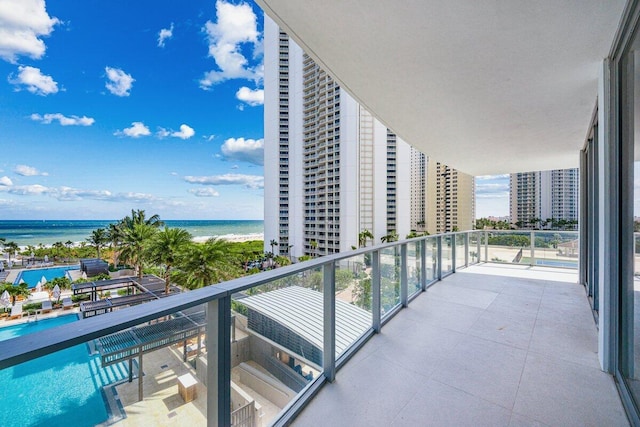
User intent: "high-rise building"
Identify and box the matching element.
[509,168,579,228]
[264,17,413,259]
[426,161,476,234]
[264,17,474,258]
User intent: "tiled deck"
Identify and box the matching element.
[293,264,629,426]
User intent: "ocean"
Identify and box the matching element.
[0,220,264,247]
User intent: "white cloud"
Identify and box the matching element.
[158,23,174,47]
[476,174,510,180]
[1,184,49,195]
[236,86,263,106]
[9,66,58,95]
[184,173,264,189]
[14,164,48,176]
[231,165,239,169]
[31,113,94,126]
[115,122,151,138]
[0,0,59,63]
[105,66,134,96]
[157,124,195,140]
[199,0,262,89]
[203,134,216,141]
[0,176,13,186]
[171,124,195,140]
[221,137,263,165]
[156,127,171,138]
[54,187,112,201]
[476,183,509,195]
[189,188,220,197]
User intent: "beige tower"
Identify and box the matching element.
[426,160,476,234]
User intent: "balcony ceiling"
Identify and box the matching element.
[257,0,626,175]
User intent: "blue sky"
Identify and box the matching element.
[475,175,509,218]
[0,0,266,220]
[0,0,509,221]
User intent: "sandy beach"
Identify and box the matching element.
[191,233,264,243]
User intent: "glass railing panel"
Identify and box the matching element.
[442,235,453,274]
[406,242,422,297]
[635,233,640,277]
[232,267,324,425]
[380,247,401,315]
[486,231,530,265]
[533,231,579,269]
[334,255,373,358]
[468,232,479,264]
[426,237,437,282]
[455,234,466,268]
[0,304,211,427]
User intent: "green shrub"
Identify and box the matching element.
[23,302,42,311]
[71,294,90,303]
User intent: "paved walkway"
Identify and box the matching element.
[293,264,629,426]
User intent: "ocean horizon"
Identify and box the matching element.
[0,220,264,247]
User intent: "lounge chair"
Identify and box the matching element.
[9,304,22,320]
[41,300,52,313]
[62,297,73,310]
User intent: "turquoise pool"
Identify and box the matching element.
[14,266,79,288]
[0,315,129,427]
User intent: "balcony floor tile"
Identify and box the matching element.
[292,264,629,426]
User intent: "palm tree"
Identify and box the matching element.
[86,228,108,258]
[119,222,158,280]
[269,239,278,255]
[172,238,238,290]
[107,222,123,267]
[4,241,18,263]
[146,227,192,295]
[121,209,164,229]
[381,231,399,243]
[1,282,30,305]
[358,229,374,248]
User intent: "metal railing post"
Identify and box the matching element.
[400,244,408,307]
[476,232,481,264]
[464,232,469,267]
[207,296,231,427]
[372,250,381,332]
[420,239,427,291]
[530,230,535,266]
[323,261,335,382]
[451,234,456,273]
[436,236,443,280]
[484,231,489,262]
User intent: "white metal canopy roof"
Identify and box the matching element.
[240,286,371,357]
[257,0,626,175]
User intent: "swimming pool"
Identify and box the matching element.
[14,266,79,288]
[535,259,578,268]
[0,315,129,427]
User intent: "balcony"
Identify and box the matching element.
[293,263,626,426]
[0,231,628,426]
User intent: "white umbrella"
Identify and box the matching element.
[44,255,48,263]
[0,260,4,271]
[35,282,43,292]
[0,290,9,308]
[81,271,87,279]
[41,275,47,285]
[52,284,61,301]
[19,278,25,284]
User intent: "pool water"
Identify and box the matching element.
[0,315,129,427]
[14,266,79,288]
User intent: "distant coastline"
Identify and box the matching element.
[0,220,264,247]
